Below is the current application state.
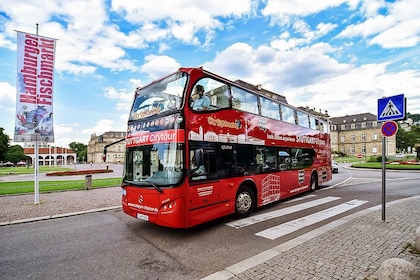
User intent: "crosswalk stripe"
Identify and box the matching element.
[255,199,368,240]
[226,196,341,229]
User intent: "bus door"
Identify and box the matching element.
[188,147,224,224]
[278,148,313,195]
[133,151,143,181]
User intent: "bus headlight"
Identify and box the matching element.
[161,200,177,214]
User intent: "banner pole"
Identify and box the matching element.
[34,23,40,204]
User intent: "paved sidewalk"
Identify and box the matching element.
[0,186,121,225]
[0,187,419,279]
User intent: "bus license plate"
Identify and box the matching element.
[136,213,149,221]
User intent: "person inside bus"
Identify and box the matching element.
[191,155,206,175]
[191,85,210,111]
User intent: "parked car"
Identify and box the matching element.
[332,160,339,173]
[0,161,14,167]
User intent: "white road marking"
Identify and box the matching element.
[226,196,341,228]
[255,199,368,240]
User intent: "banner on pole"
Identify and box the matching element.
[14,31,57,143]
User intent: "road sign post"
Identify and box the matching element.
[377,94,405,222]
[381,136,386,221]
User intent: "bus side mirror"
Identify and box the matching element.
[102,149,107,162]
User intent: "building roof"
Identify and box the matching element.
[234,79,288,104]
[24,147,75,155]
[329,113,378,125]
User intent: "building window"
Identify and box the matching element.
[361,145,366,154]
[361,122,366,128]
[372,133,378,141]
[351,134,355,142]
[361,133,366,141]
[341,136,345,143]
[372,121,378,127]
[350,145,355,154]
[372,145,378,154]
[341,124,346,130]
[341,147,345,154]
[351,124,355,129]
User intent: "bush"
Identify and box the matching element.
[375,156,388,162]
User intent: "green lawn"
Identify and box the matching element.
[351,162,420,170]
[0,166,72,176]
[0,178,122,195]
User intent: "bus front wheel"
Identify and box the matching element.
[235,186,255,218]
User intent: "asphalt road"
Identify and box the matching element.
[1,165,419,279]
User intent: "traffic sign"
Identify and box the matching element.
[381,121,398,137]
[357,154,363,159]
[377,94,405,121]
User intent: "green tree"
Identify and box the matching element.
[396,123,420,152]
[5,145,27,163]
[69,142,87,162]
[0,128,10,162]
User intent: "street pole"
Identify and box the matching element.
[381,136,386,221]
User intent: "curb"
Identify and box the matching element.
[0,205,122,227]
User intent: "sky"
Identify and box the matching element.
[0,0,419,148]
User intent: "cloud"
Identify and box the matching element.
[203,39,419,118]
[140,55,181,79]
[81,119,114,135]
[111,0,254,45]
[262,0,357,24]
[0,82,15,112]
[337,0,420,48]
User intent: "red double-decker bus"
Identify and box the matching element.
[122,67,332,228]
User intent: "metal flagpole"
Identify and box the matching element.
[34,23,40,204]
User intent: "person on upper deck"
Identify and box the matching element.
[191,85,210,111]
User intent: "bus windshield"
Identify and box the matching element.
[129,72,187,121]
[124,143,184,187]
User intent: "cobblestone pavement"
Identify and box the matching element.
[0,181,419,280]
[205,197,420,280]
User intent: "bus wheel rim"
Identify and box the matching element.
[236,192,252,213]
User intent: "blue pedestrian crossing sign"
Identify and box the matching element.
[377,94,405,121]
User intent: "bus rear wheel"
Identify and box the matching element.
[235,186,255,218]
[310,173,318,192]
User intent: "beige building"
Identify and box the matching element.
[330,113,396,159]
[87,131,126,164]
[23,146,76,166]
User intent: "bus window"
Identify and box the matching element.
[260,96,280,120]
[237,145,259,175]
[189,144,218,181]
[191,78,231,111]
[297,111,310,128]
[258,147,277,173]
[316,119,328,133]
[309,116,316,130]
[302,148,315,167]
[231,86,258,114]
[278,149,292,170]
[281,105,296,124]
